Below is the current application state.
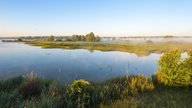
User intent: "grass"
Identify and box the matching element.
[26,41,192,56]
[101,86,192,108]
[0,74,192,108]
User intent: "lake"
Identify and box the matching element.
[0,40,161,82]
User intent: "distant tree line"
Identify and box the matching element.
[46,32,100,42]
[66,32,100,42]
[47,35,54,41]
[18,32,100,42]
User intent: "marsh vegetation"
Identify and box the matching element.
[26,40,192,56]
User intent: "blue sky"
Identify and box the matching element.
[0,0,192,37]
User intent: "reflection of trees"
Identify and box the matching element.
[135,52,150,57]
[88,49,94,53]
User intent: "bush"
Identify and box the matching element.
[47,35,54,41]
[56,38,62,41]
[145,40,153,43]
[100,77,128,103]
[99,75,154,104]
[0,90,22,108]
[156,50,192,87]
[0,76,24,92]
[17,38,23,41]
[19,80,44,99]
[129,75,154,95]
[67,79,94,107]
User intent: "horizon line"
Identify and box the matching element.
[1,35,192,38]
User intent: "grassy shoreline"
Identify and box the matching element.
[26,41,192,56]
[0,74,191,108]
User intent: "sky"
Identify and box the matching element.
[0,0,192,37]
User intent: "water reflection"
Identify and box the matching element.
[0,41,161,82]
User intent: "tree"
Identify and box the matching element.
[47,35,54,41]
[56,37,62,41]
[65,37,72,41]
[71,35,77,41]
[17,38,23,41]
[86,32,95,42]
[80,35,86,41]
[66,32,100,42]
[95,36,100,42]
[156,50,192,87]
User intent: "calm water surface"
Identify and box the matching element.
[0,40,161,82]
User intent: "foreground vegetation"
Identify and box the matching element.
[100,86,192,108]
[0,74,192,108]
[26,41,192,56]
[156,50,192,87]
[0,50,192,108]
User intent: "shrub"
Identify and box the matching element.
[99,75,154,103]
[0,90,22,108]
[156,50,192,87]
[19,80,44,99]
[47,35,54,41]
[100,77,129,103]
[56,38,62,41]
[129,75,154,95]
[17,38,23,41]
[145,40,153,43]
[0,76,24,92]
[67,79,94,107]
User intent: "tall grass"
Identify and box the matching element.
[101,86,192,108]
[0,73,192,107]
[0,74,155,108]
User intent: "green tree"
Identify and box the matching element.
[69,32,100,42]
[47,35,54,41]
[80,35,86,41]
[71,35,80,41]
[95,36,100,42]
[17,38,23,41]
[156,50,192,87]
[86,32,95,42]
[56,37,62,41]
[65,37,72,41]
